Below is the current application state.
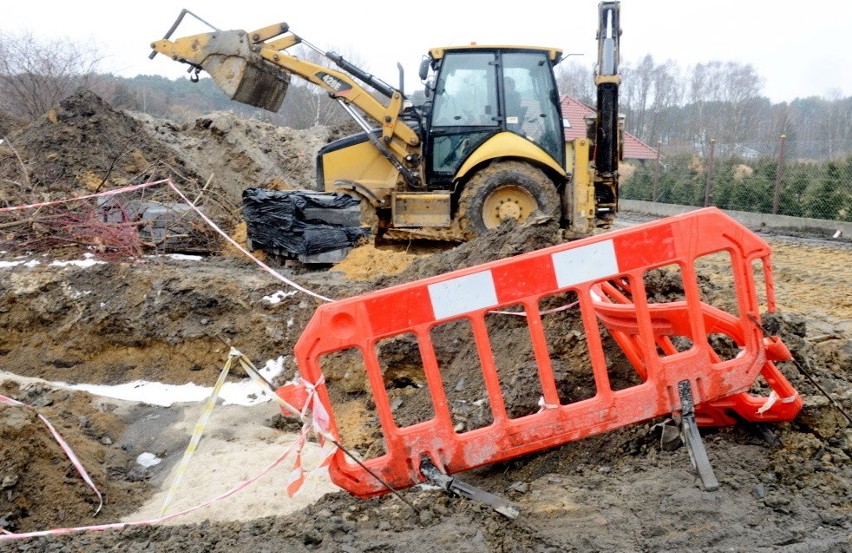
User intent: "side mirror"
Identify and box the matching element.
[418,58,430,81]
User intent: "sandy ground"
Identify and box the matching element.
[122,401,339,526]
[0,368,341,536]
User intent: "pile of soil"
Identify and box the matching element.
[0,381,145,532]
[131,110,330,203]
[0,90,850,551]
[1,91,199,201]
[0,90,335,258]
[329,243,426,281]
[0,109,26,137]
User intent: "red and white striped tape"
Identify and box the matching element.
[0,180,171,213]
[0,394,103,515]
[0,178,334,302]
[0,355,336,542]
[236,355,336,497]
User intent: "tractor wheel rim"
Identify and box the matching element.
[481,185,537,228]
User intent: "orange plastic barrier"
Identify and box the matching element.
[279,207,802,497]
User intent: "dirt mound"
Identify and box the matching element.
[0,381,148,533]
[0,109,26,137]
[330,243,425,280]
[379,216,562,286]
[131,111,331,203]
[1,90,336,259]
[0,90,233,257]
[0,254,361,386]
[3,90,198,200]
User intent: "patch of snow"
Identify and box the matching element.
[146,253,203,261]
[51,253,105,268]
[68,356,288,407]
[263,290,298,304]
[0,259,41,268]
[0,260,25,268]
[70,380,211,407]
[136,452,162,467]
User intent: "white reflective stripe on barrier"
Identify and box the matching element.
[428,270,498,319]
[551,239,619,288]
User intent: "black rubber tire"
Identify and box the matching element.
[458,161,560,239]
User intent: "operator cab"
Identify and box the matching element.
[421,46,565,186]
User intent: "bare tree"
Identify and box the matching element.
[647,59,684,144]
[0,30,103,121]
[685,61,765,153]
[555,60,594,104]
[622,55,656,139]
[618,56,684,147]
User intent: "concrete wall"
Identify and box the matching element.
[621,199,852,238]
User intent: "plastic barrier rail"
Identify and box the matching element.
[281,207,802,497]
[591,279,802,426]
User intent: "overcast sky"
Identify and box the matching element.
[3,1,850,103]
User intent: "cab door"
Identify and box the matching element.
[427,51,501,185]
[501,52,565,165]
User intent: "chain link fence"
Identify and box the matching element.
[621,139,852,222]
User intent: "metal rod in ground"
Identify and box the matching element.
[327,437,420,514]
[678,380,720,491]
[798,357,852,425]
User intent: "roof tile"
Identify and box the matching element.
[560,95,659,160]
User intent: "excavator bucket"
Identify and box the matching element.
[203,51,290,111]
[152,29,290,112]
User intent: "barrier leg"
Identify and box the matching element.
[678,380,720,491]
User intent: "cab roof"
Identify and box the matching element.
[428,45,563,63]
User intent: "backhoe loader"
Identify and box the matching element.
[150,2,622,249]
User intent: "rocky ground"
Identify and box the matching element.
[0,92,849,552]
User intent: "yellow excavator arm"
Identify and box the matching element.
[150,13,421,186]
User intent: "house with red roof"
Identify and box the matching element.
[560,95,659,171]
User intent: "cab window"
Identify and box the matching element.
[431,52,499,127]
[502,52,564,163]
